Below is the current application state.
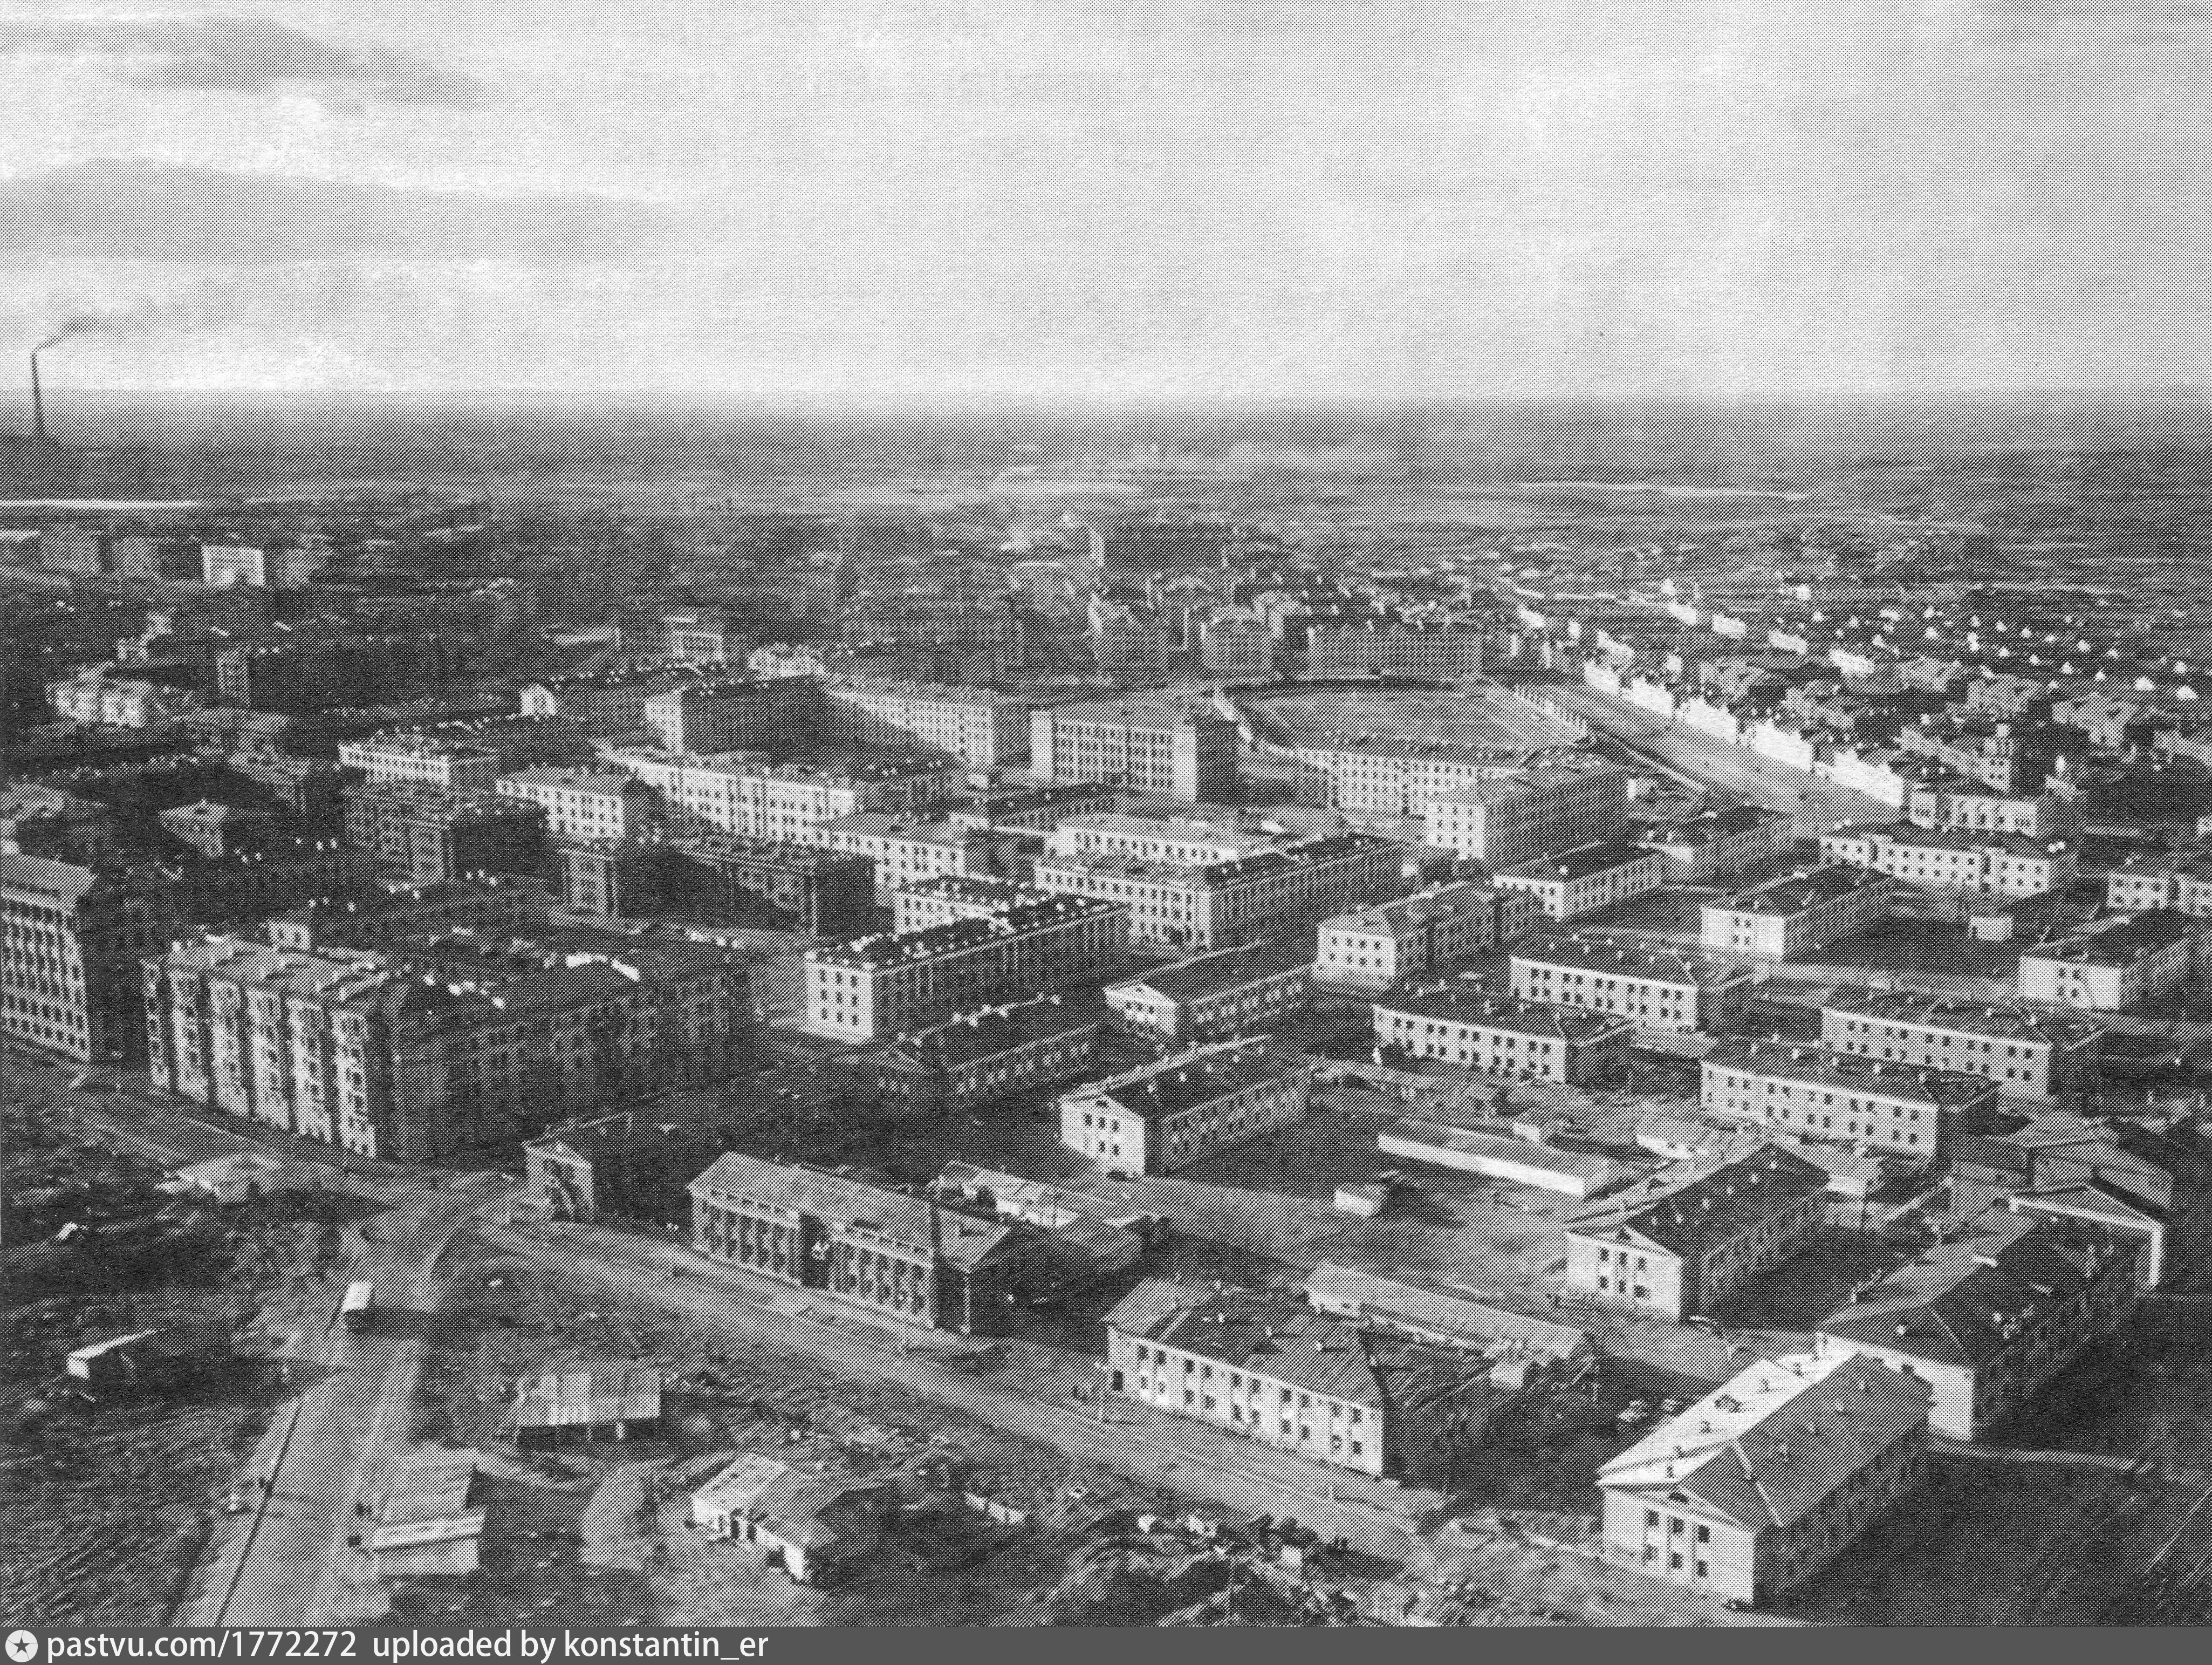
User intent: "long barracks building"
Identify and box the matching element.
[1701,1039,1997,1168]
[1819,988,2102,1104]
[1509,932,1755,1033]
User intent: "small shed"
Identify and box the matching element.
[65,1322,229,1396]
[371,1452,482,1578]
[1334,1182,1389,1218]
[168,1152,288,1206]
[510,1362,663,1447]
[690,1454,885,1586]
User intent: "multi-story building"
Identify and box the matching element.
[1044,813,1283,866]
[342,781,547,885]
[1509,933,1755,1033]
[641,675,819,755]
[2,854,172,1061]
[214,632,469,713]
[604,748,953,843]
[803,893,1128,1041]
[0,783,118,863]
[1305,622,1485,680]
[1058,1042,1309,1175]
[1313,881,1538,990]
[820,678,1030,769]
[201,540,330,589]
[519,663,709,736]
[1085,597,1175,679]
[814,813,1017,903]
[1493,838,1667,922]
[265,876,552,953]
[1699,865,1894,960]
[1951,1115,2212,1288]
[1293,739,1530,816]
[1563,1144,1830,1321]
[1372,986,1630,1086]
[1700,1039,1995,1166]
[1420,765,1629,867]
[496,769,660,842]
[554,834,875,937]
[2105,848,2212,917]
[47,667,202,728]
[225,750,349,831]
[1033,833,1405,952]
[1818,822,2075,899]
[1906,776,2080,840]
[1635,803,1794,883]
[1599,1351,1930,1607]
[339,717,591,790]
[940,779,1115,834]
[1195,609,1276,680]
[1820,989,2102,1104]
[1104,1279,1499,1482]
[146,930,749,1161]
[887,873,1052,933]
[1102,940,1311,1043]
[661,611,741,664]
[1028,700,1238,803]
[688,1153,1023,1334]
[1814,1210,2136,1442]
[842,590,1023,684]
[166,840,377,931]
[866,1000,1101,1117]
[2017,909,2208,1011]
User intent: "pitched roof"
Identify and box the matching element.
[1565,1144,1829,1258]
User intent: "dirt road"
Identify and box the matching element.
[180,1173,508,1626]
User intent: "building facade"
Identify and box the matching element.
[1058,1043,1310,1175]
[1820,989,2101,1103]
[343,781,547,885]
[1033,833,1405,952]
[1420,764,1629,867]
[1313,881,1539,990]
[1027,700,1238,802]
[1818,822,2074,899]
[1102,941,1312,1043]
[1699,866,1895,960]
[2017,909,2208,1011]
[1701,1039,1995,1166]
[1372,987,1631,1085]
[1493,838,1667,922]
[1509,933,1755,1033]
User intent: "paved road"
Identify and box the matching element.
[484,1217,1443,1562]
[180,1173,506,1626]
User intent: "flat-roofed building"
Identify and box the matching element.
[1058,1042,1309,1175]
[640,675,819,755]
[814,812,1017,902]
[2,854,172,1061]
[1701,1039,1994,1168]
[342,781,546,885]
[803,893,1128,1041]
[339,717,589,790]
[1372,985,1629,1086]
[1103,939,1311,1043]
[1699,865,1894,960]
[1305,622,1485,680]
[2017,909,2208,1011]
[888,872,1053,933]
[1035,832,1405,952]
[1563,1144,1829,1321]
[1044,812,1282,866]
[605,747,954,843]
[1196,608,1276,679]
[520,663,709,736]
[1420,764,1629,867]
[1028,699,1237,802]
[1375,1117,1628,1198]
[1493,838,1667,922]
[940,779,1114,834]
[1636,803,1794,883]
[1314,881,1539,990]
[688,1152,1023,1334]
[496,768,660,842]
[1818,821,2074,899]
[266,877,552,953]
[1509,933,1755,1033]
[1599,1350,1930,1607]
[822,678,1029,769]
[1821,989,2102,1104]
[1814,1210,2136,1442]
[1104,1278,1502,1482]
[1292,739,1526,817]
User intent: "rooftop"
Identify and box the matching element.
[1106,939,1311,1004]
[2023,907,2202,967]
[888,998,1099,1066]
[1511,931,1753,989]
[689,1152,1013,1272]
[1324,879,1511,939]
[1599,1352,1929,1531]
[1707,864,1892,916]
[1066,1043,1304,1123]
[1381,1119,1627,1187]
[1638,803,1788,848]
[1045,698,1223,731]
[1496,837,1658,885]
[1825,987,2103,1048]
[1426,763,1624,806]
[1565,1144,1830,1258]
[807,892,1123,970]
[1825,820,2072,859]
[1302,1263,1591,1362]
[1705,1038,1998,1108]
[1038,831,1396,889]
[1375,985,1632,1045]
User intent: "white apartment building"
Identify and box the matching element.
[1700,1039,1995,1166]
[1313,881,1538,990]
[1509,933,1755,1033]
[1818,822,2074,899]
[605,748,953,843]
[1420,765,1629,867]
[821,679,1030,769]
[1058,1043,1310,1176]
[2017,909,2208,1011]
[1635,803,1793,883]
[814,813,1015,902]
[1372,987,1631,1086]
[1034,834,1405,952]
[1029,700,1238,802]
[495,768,659,842]
[1493,839,1667,922]
[1699,865,1894,960]
[1820,989,2101,1103]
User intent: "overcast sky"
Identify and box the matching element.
[1,0,2206,401]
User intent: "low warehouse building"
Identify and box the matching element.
[690,1454,885,1586]
[1376,1118,1628,1199]
[369,1452,483,1579]
[509,1362,664,1447]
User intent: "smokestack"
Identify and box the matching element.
[30,350,45,444]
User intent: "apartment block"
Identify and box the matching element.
[803,893,1128,1041]
[1420,763,1629,867]
[887,873,1053,933]
[555,834,875,937]
[2105,849,2212,916]
[821,678,1030,769]
[1195,609,1276,680]
[1027,700,1237,802]
[1494,838,1667,922]
[1508,933,1755,1033]
[146,931,749,1161]
[1045,813,1285,867]
[1305,623,1485,680]
[1818,821,2075,899]
[342,781,547,885]
[1820,989,2102,1103]
[1293,740,1524,816]
[1104,1279,1499,1483]
[1372,986,1630,1086]
[688,1153,1022,1334]
[2,854,173,1061]
[605,748,953,843]
[1700,1039,1995,1166]
[519,663,710,736]
[1563,1144,1830,1321]
[2017,909,2208,1011]
[1599,1352,1930,1607]
[1814,1210,2136,1441]
[867,1000,1101,1117]
[1102,940,1311,1043]
[496,768,661,842]
[1699,866,1894,960]
[642,675,820,755]
[339,717,590,790]
[1058,1043,1309,1175]
[1635,803,1795,883]
[940,779,1115,834]
[47,668,202,729]
[1034,833,1405,952]
[1313,881,1538,990]
[814,813,1017,903]
[1906,777,2081,840]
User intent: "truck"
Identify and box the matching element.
[341,1279,375,1333]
